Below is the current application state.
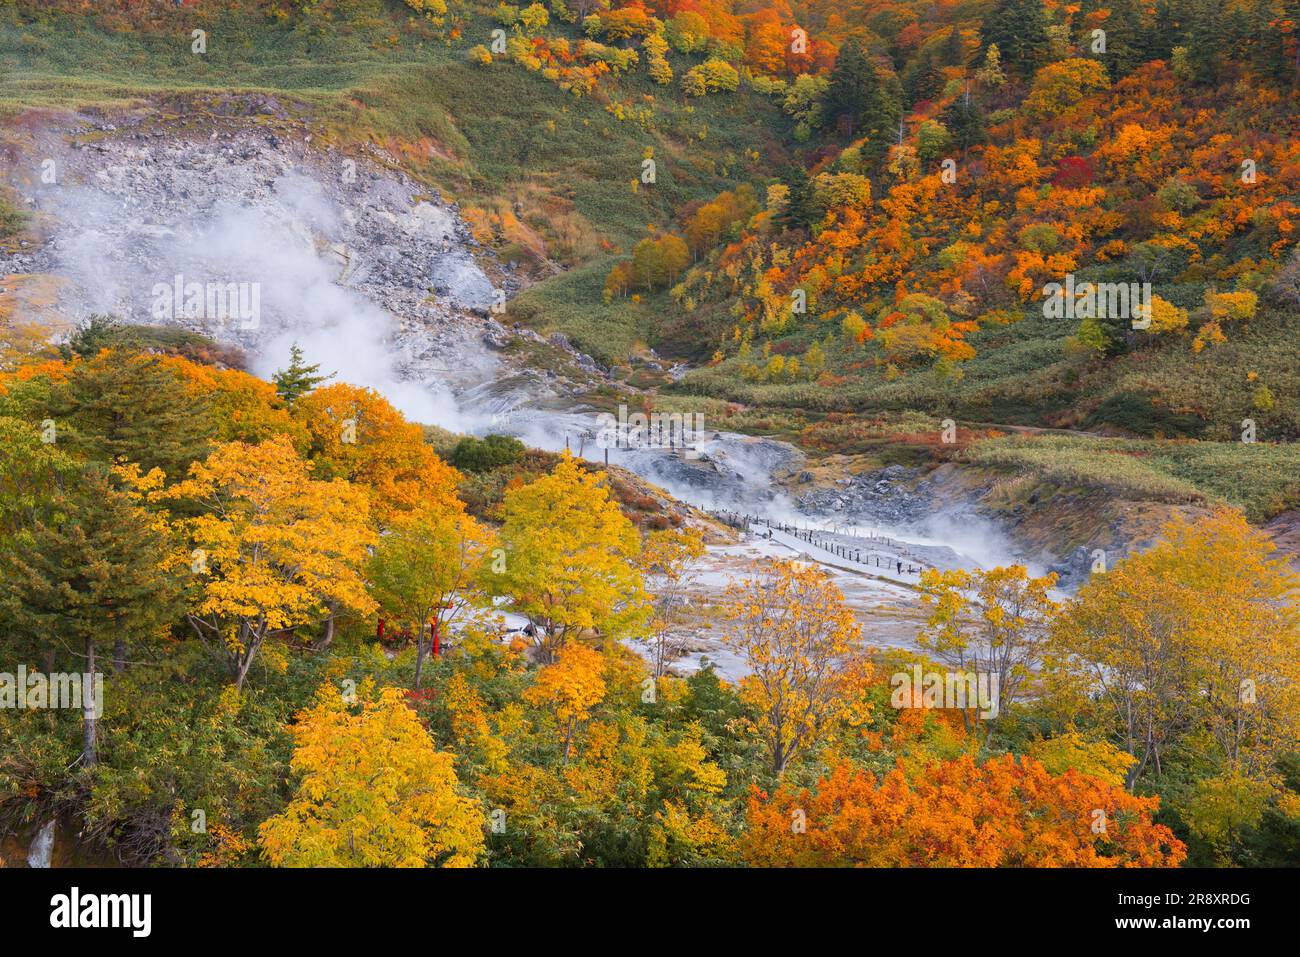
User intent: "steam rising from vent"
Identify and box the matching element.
[459,395,804,514]
[14,138,496,431]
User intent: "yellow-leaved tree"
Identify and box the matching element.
[638,526,705,677]
[1046,508,1300,808]
[368,502,494,690]
[1026,729,1138,788]
[259,682,484,867]
[723,560,873,775]
[160,436,377,692]
[917,565,1058,730]
[491,452,648,657]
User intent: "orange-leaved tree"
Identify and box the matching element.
[523,641,607,761]
[294,382,460,523]
[742,754,1186,867]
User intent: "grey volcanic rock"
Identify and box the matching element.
[794,464,932,526]
[428,257,496,314]
[1048,545,1100,591]
[619,433,805,509]
[1,123,506,423]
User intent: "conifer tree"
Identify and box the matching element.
[824,38,878,140]
[904,49,946,106]
[1184,0,1225,84]
[60,313,132,360]
[775,164,816,231]
[1151,0,1187,60]
[980,0,1050,76]
[272,343,331,404]
[0,466,182,767]
[47,349,214,479]
[1098,0,1155,77]
[822,39,902,165]
[942,92,987,151]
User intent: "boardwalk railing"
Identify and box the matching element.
[704,509,926,577]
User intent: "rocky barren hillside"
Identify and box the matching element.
[3,101,500,398]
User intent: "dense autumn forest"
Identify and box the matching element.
[0,0,1297,883]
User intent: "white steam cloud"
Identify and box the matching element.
[19,144,480,430]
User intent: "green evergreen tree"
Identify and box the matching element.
[903,49,946,106]
[1098,0,1154,77]
[775,164,816,231]
[980,0,1050,76]
[1256,0,1300,84]
[60,313,135,360]
[873,70,905,165]
[272,343,332,404]
[825,38,878,139]
[1184,0,1226,84]
[942,91,987,152]
[450,433,526,472]
[46,350,214,480]
[823,39,903,169]
[940,26,967,68]
[0,415,80,539]
[1151,0,1187,60]
[0,466,183,767]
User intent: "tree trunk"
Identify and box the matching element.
[314,610,336,652]
[413,621,428,692]
[112,635,127,674]
[81,637,97,768]
[772,739,787,777]
[232,622,263,694]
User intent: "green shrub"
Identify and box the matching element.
[0,190,27,239]
[451,433,526,472]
